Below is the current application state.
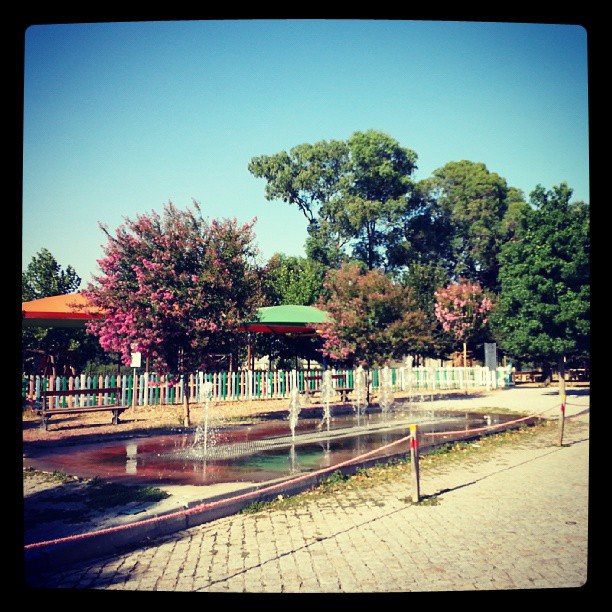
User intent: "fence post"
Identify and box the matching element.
[410,424,420,503]
[132,372,138,409]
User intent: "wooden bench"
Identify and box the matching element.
[513,371,543,383]
[302,375,354,402]
[36,387,128,431]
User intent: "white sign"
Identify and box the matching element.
[130,352,142,368]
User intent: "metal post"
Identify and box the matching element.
[410,424,420,503]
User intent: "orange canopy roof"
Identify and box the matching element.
[22,293,103,326]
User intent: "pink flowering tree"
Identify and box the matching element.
[84,201,264,424]
[434,279,494,376]
[317,263,432,368]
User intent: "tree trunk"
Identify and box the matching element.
[558,356,566,398]
[463,342,468,395]
[182,374,191,428]
[541,363,552,386]
[178,347,190,428]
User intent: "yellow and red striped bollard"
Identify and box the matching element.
[558,392,566,446]
[410,424,420,503]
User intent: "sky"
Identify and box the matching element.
[21,19,590,287]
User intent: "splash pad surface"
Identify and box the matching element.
[24,403,533,489]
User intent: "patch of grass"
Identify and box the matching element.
[82,478,170,510]
[419,421,554,467]
[241,471,356,515]
[241,500,273,514]
[241,493,305,514]
[319,469,350,492]
[23,467,80,484]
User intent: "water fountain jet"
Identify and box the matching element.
[353,366,368,425]
[378,365,395,416]
[288,385,301,441]
[193,381,214,456]
[319,370,334,432]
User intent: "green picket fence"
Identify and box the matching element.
[23,365,514,407]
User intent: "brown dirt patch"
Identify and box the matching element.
[22,397,299,448]
[21,389,484,449]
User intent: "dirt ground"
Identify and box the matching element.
[21,389,439,447]
[22,397,294,445]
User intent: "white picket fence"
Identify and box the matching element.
[23,365,514,408]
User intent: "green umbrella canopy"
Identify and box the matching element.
[244,305,329,335]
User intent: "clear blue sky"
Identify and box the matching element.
[22,19,589,286]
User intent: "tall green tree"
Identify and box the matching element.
[422,160,528,291]
[386,183,456,277]
[492,183,589,386]
[22,248,81,301]
[263,253,327,306]
[249,130,418,270]
[248,138,349,226]
[338,130,417,269]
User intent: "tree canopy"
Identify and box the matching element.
[249,136,532,294]
[22,248,81,302]
[24,127,589,377]
[491,183,589,365]
[420,160,528,291]
[249,129,418,271]
[263,253,327,307]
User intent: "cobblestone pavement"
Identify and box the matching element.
[23,400,590,593]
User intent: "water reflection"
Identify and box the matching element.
[125,442,138,475]
[24,407,536,488]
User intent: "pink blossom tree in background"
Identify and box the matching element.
[434,278,494,391]
[84,201,264,425]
